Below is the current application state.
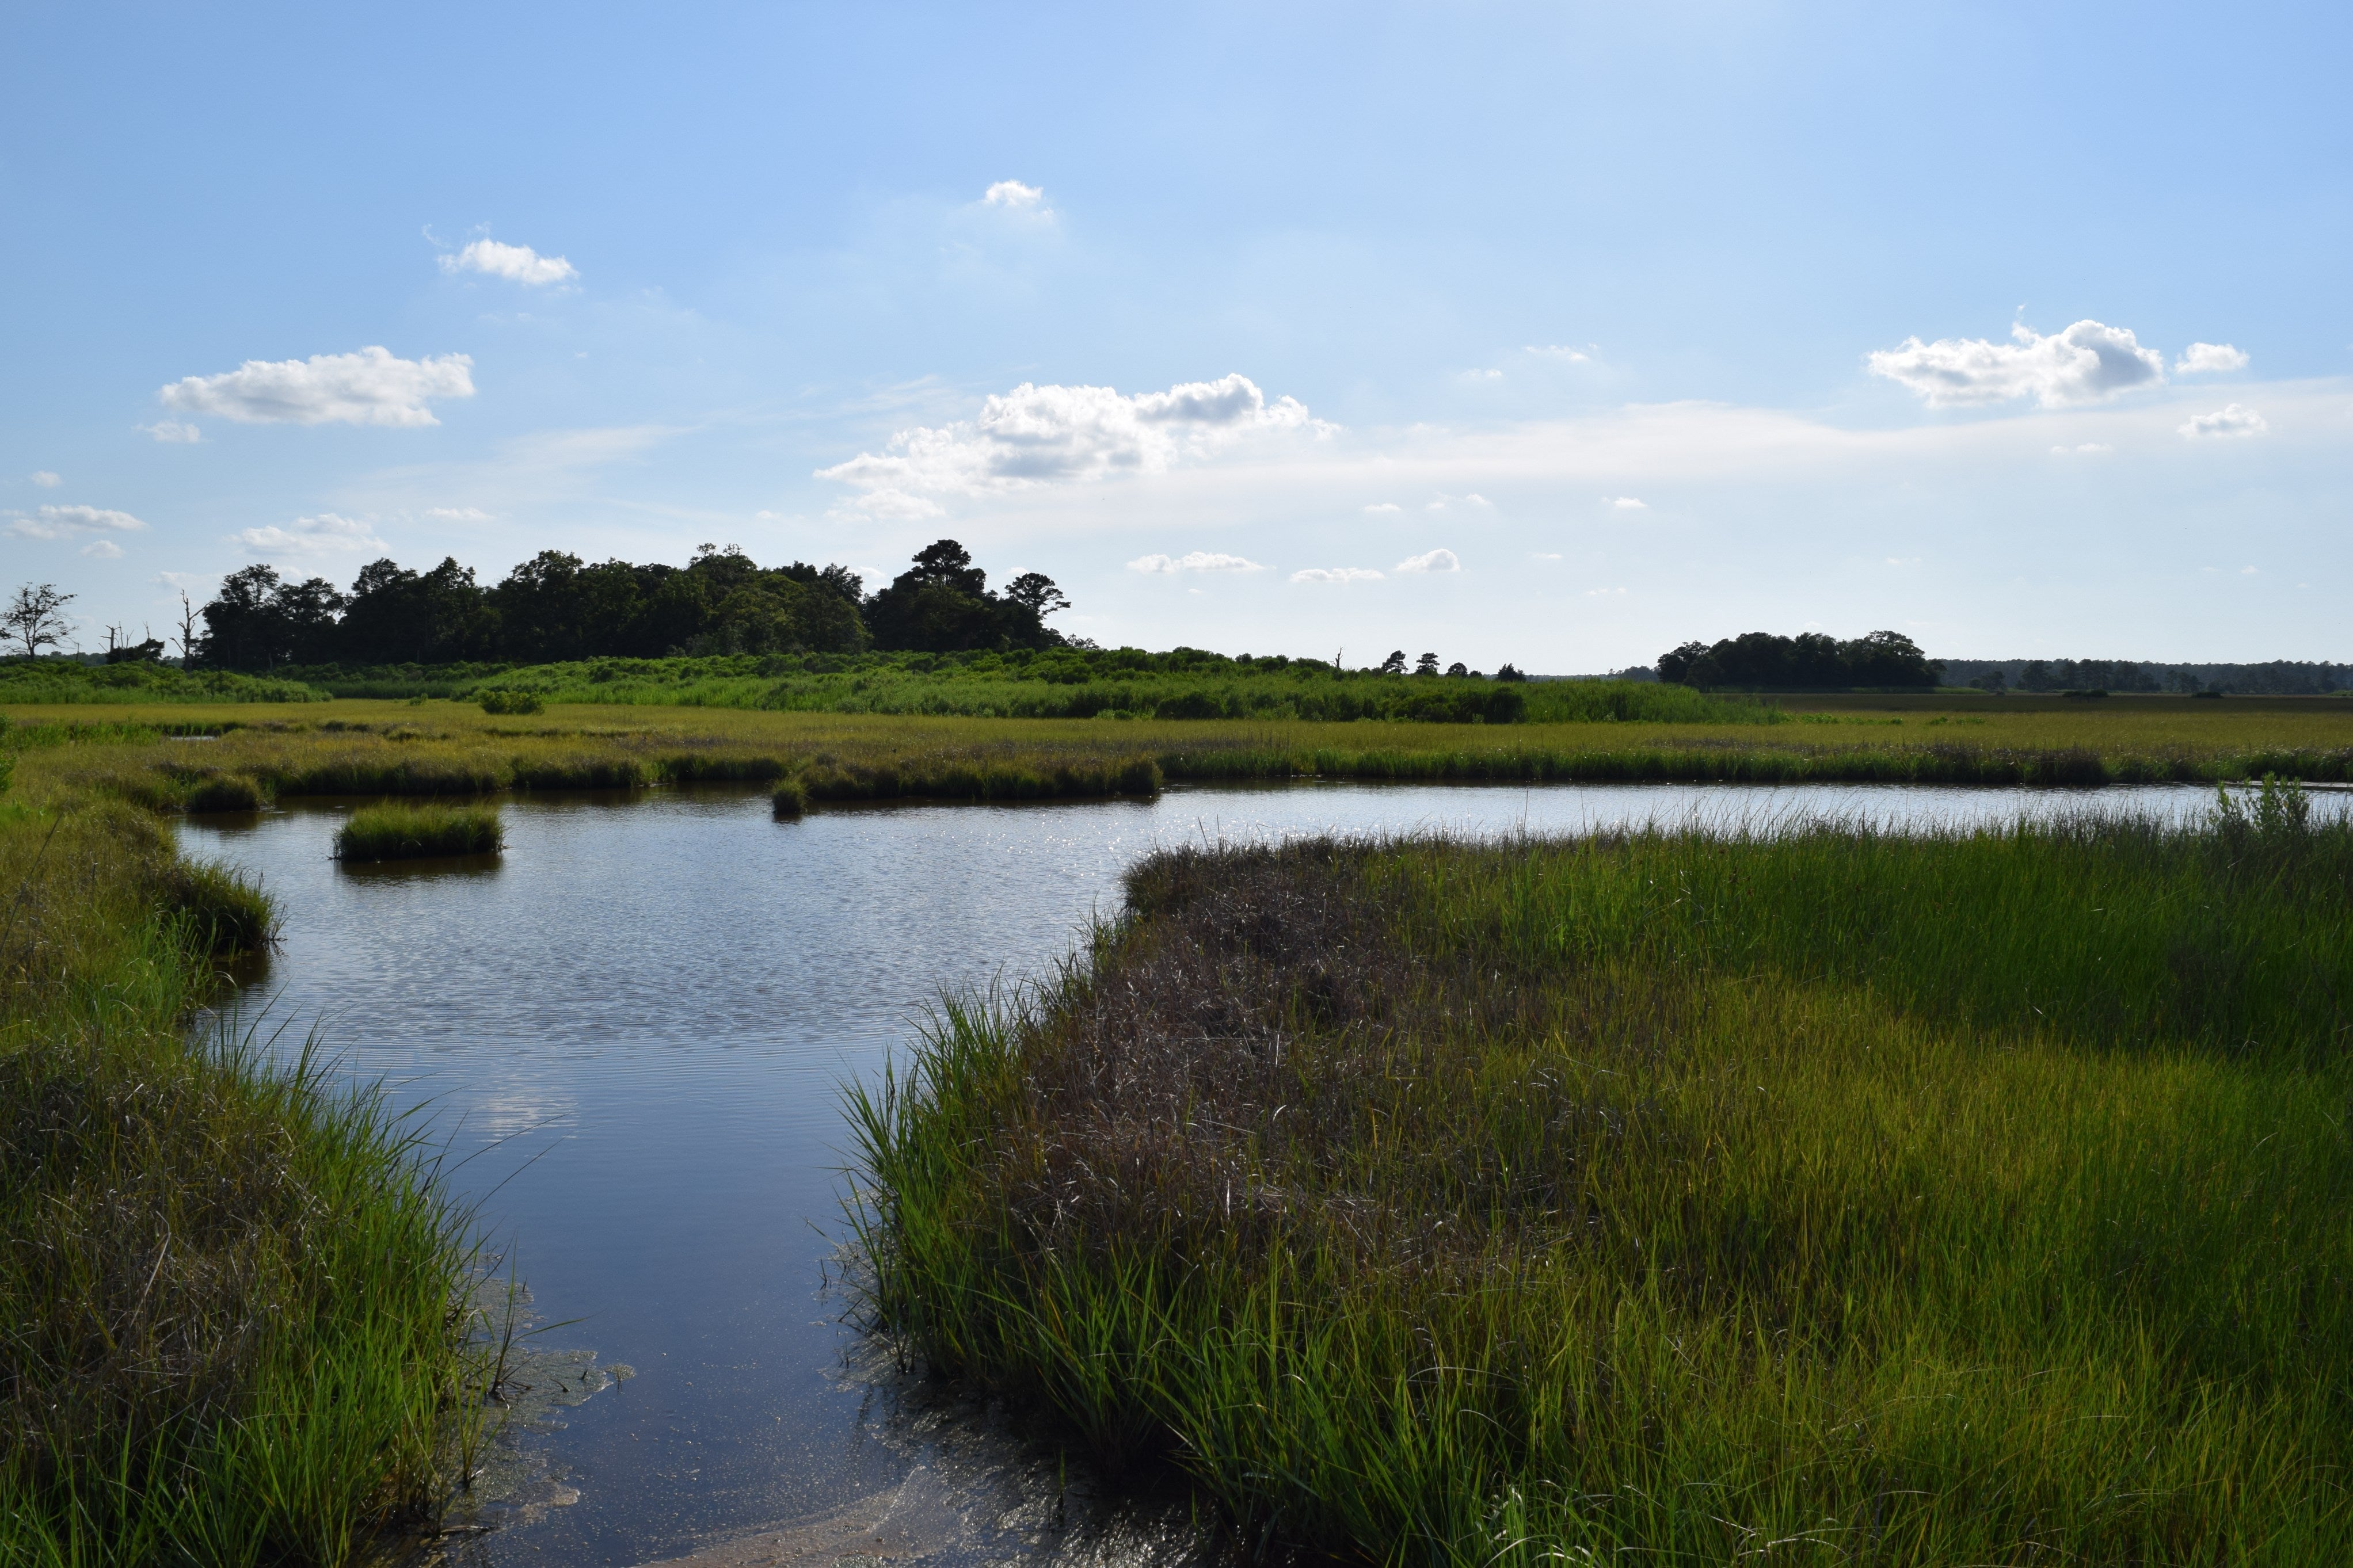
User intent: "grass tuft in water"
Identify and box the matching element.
[771,776,809,819]
[182,772,268,813]
[852,808,2353,1563]
[334,801,504,861]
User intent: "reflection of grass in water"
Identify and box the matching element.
[1,777,496,1562]
[336,801,504,861]
[852,807,2353,1563]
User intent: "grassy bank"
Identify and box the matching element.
[335,801,504,861]
[851,800,2353,1562]
[0,759,494,1559]
[8,699,2353,818]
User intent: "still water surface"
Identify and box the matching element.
[175,780,2275,1565]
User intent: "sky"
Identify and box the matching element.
[4,1,2347,670]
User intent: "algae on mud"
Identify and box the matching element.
[851,798,2353,1564]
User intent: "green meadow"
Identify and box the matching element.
[853,788,2353,1563]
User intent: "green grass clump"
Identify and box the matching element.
[771,776,809,818]
[182,772,268,813]
[475,688,545,715]
[334,802,504,861]
[854,803,2353,1563]
[1,785,492,1562]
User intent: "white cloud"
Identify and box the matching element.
[2050,442,2113,456]
[438,238,577,287]
[816,373,1330,514]
[232,512,387,557]
[160,346,475,428]
[140,419,203,443]
[1525,345,1590,362]
[1584,586,1628,598]
[82,539,125,559]
[1532,551,1563,560]
[2241,565,2259,574]
[1362,502,1402,513]
[31,471,59,487]
[1128,551,1266,574]
[424,506,494,522]
[155,571,215,593]
[2179,403,2267,438]
[1395,548,1460,573]
[1460,368,1503,381]
[6,503,147,541]
[2176,342,2248,374]
[984,180,1047,209]
[1290,566,1384,583]
[1867,319,2165,407]
[1605,495,1647,509]
[1464,493,1491,508]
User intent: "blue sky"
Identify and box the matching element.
[5,1,2347,669]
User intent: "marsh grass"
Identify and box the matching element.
[1,781,494,1563]
[852,809,2353,1563]
[334,802,504,862]
[13,701,2353,821]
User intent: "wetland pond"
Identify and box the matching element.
[176,780,2314,1567]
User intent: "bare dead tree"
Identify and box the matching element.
[174,590,201,664]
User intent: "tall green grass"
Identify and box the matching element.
[1,788,495,1563]
[334,801,504,861]
[851,802,2353,1563]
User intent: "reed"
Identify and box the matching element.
[851,803,2353,1563]
[1,774,493,1563]
[333,801,504,861]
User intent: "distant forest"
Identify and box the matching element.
[1658,631,1943,690]
[189,539,1068,670]
[1939,658,2353,696]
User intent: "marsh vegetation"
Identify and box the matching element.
[334,800,505,861]
[854,788,2353,1563]
[0,765,495,1563]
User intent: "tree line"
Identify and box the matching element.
[191,539,1073,670]
[1658,630,1942,690]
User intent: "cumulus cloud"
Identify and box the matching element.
[439,238,578,286]
[1290,566,1384,583]
[2051,442,2113,456]
[816,373,1330,515]
[1395,548,1460,573]
[6,503,147,541]
[31,471,60,487]
[232,513,387,556]
[1605,495,1647,509]
[140,420,202,443]
[1525,345,1591,362]
[1362,502,1402,513]
[1128,551,1266,574]
[160,347,475,428]
[2176,342,2248,374]
[1867,319,2164,407]
[984,180,1047,210]
[82,539,125,559]
[2179,403,2267,438]
[424,506,494,522]
[1584,586,1628,598]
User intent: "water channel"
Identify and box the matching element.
[175,780,2307,1566]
